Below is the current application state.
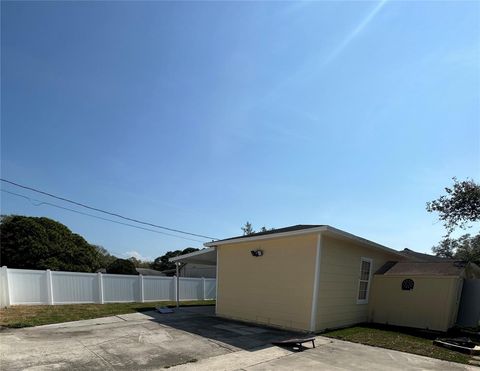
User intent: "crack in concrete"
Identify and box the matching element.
[84,344,116,370]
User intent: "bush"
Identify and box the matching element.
[106,258,138,275]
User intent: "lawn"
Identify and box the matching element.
[322,324,472,365]
[0,300,215,328]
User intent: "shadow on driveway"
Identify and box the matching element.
[141,305,305,351]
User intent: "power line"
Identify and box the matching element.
[1,189,206,243]
[0,178,217,240]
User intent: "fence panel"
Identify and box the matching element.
[103,274,140,303]
[179,277,203,300]
[204,278,216,299]
[0,267,216,306]
[52,271,98,304]
[8,269,48,305]
[143,276,174,301]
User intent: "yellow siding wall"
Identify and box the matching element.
[315,235,404,331]
[216,234,317,331]
[368,276,463,332]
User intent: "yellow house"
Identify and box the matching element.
[203,225,479,333]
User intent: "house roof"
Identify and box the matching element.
[204,224,407,259]
[135,268,165,276]
[210,225,323,244]
[399,248,452,262]
[375,261,468,276]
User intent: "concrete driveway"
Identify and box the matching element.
[0,306,476,370]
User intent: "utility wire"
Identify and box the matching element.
[0,178,217,240]
[1,189,206,243]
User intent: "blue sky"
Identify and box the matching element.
[1,1,479,260]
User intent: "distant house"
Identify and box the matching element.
[201,224,480,333]
[162,264,215,278]
[135,268,165,276]
[97,267,165,276]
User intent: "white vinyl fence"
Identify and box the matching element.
[0,266,216,307]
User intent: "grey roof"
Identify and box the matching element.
[214,224,323,243]
[136,268,165,276]
[376,261,468,276]
[400,248,452,262]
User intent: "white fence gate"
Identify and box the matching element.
[0,266,216,307]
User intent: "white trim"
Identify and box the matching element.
[309,233,322,332]
[356,257,373,305]
[169,247,216,262]
[204,225,406,260]
[215,247,219,314]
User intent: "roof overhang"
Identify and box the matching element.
[169,247,217,265]
[205,225,408,260]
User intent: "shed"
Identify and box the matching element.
[368,261,480,332]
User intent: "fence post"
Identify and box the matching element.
[1,266,11,307]
[46,269,54,305]
[202,277,206,300]
[173,275,177,302]
[139,275,144,303]
[97,272,104,304]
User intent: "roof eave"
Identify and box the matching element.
[205,225,409,260]
[204,226,327,247]
[169,247,216,263]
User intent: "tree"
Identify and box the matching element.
[241,222,272,235]
[95,245,117,268]
[0,215,101,272]
[427,178,480,263]
[241,221,254,235]
[151,247,199,272]
[426,177,480,235]
[432,234,480,264]
[127,256,152,268]
[106,258,138,275]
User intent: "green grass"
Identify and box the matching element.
[323,324,473,365]
[0,300,215,328]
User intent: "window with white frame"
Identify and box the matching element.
[357,258,372,304]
